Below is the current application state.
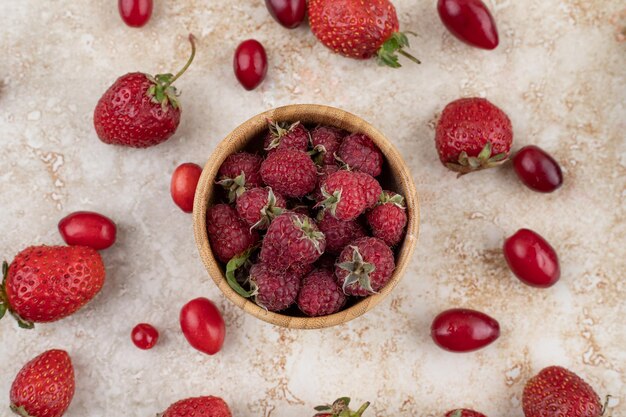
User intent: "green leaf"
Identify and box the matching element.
[0,303,6,320]
[225,250,254,298]
[13,312,34,329]
[489,152,508,162]
[2,261,8,277]
[314,406,331,411]
[478,141,493,161]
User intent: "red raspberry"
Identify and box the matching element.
[260,149,318,198]
[317,212,367,254]
[259,212,326,270]
[297,268,347,317]
[445,410,487,417]
[312,164,339,201]
[366,191,407,246]
[311,126,346,165]
[288,262,314,278]
[335,237,395,297]
[217,152,264,201]
[318,170,381,221]
[264,120,310,153]
[236,187,286,230]
[249,263,301,312]
[337,133,383,177]
[206,204,259,263]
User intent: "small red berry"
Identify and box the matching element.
[118,0,153,28]
[170,163,203,213]
[503,229,560,288]
[58,211,117,250]
[337,133,383,177]
[131,323,159,350]
[260,149,318,198]
[298,268,347,317]
[431,308,500,352]
[180,298,226,355]
[437,0,499,50]
[513,145,563,193]
[206,204,260,263]
[265,0,307,29]
[234,40,268,91]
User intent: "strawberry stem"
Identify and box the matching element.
[354,402,370,417]
[164,34,197,89]
[377,32,421,68]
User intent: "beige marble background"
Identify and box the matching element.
[1,1,625,416]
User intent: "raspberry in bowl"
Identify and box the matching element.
[193,104,419,329]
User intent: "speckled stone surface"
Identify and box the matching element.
[1,1,625,416]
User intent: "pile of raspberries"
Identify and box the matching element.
[206,121,408,317]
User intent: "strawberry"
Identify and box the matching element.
[264,120,310,153]
[311,126,346,165]
[337,133,383,177]
[249,263,301,312]
[366,190,407,246]
[206,204,260,263]
[445,410,487,417]
[308,0,420,68]
[335,237,395,296]
[522,366,604,417]
[259,212,326,270]
[1,245,105,327]
[236,187,286,229]
[317,212,367,254]
[260,148,318,198]
[159,396,232,417]
[314,397,370,417]
[93,35,196,148]
[217,152,264,202]
[10,349,75,417]
[318,170,382,221]
[435,97,513,175]
[298,268,347,317]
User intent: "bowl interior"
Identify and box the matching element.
[193,104,419,329]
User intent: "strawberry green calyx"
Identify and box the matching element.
[225,247,257,298]
[292,215,325,255]
[146,34,197,110]
[377,32,421,68]
[449,411,463,417]
[265,120,301,150]
[217,172,247,202]
[314,397,370,417]
[253,188,284,229]
[445,141,509,176]
[10,404,35,417]
[337,246,377,294]
[0,261,33,329]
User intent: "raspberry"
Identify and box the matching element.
[236,187,286,230]
[217,152,264,201]
[297,268,347,317]
[311,126,346,165]
[249,263,301,312]
[260,149,318,198]
[206,204,259,263]
[312,164,339,202]
[259,212,326,270]
[264,120,310,153]
[335,237,395,297]
[337,133,383,177]
[366,191,407,246]
[356,171,382,208]
[317,212,367,254]
[318,170,381,221]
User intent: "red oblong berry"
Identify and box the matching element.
[131,323,159,350]
[58,211,117,250]
[513,145,563,193]
[171,163,203,213]
[431,308,500,352]
[118,0,153,28]
[265,0,307,29]
[504,229,560,288]
[437,0,499,50]
[234,40,268,91]
[180,298,226,355]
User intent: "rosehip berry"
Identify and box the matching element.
[131,323,159,350]
[437,0,499,50]
[431,308,500,352]
[58,211,117,250]
[513,145,563,193]
[265,0,307,29]
[118,0,153,28]
[234,40,268,91]
[503,229,560,288]
[170,163,203,213]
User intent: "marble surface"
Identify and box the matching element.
[1,1,625,416]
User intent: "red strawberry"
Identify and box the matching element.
[335,237,395,297]
[260,149,318,198]
[93,35,196,148]
[249,263,301,312]
[259,212,326,270]
[522,366,603,417]
[366,190,407,246]
[308,0,420,68]
[445,410,487,417]
[10,349,75,417]
[318,170,382,221]
[236,187,286,229]
[1,245,105,327]
[264,120,310,153]
[206,204,260,263]
[337,134,383,177]
[217,152,264,202]
[435,97,513,175]
[317,212,367,254]
[298,268,347,317]
[314,397,370,417]
[160,396,232,417]
[311,126,346,165]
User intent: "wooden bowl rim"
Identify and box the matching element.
[193,104,420,329]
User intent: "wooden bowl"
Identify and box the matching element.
[193,104,419,329]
